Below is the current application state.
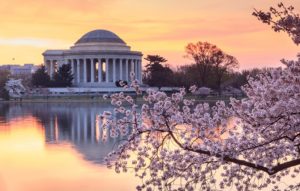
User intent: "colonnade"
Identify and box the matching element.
[46,57,142,85]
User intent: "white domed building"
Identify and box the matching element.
[43,30,143,87]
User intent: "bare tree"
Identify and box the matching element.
[185,42,219,86]
[185,42,238,91]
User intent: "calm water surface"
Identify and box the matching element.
[0,103,138,191]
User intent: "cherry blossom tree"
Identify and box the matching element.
[101,4,300,191]
[102,63,300,190]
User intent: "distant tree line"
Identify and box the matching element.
[143,42,264,95]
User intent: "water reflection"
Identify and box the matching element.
[1,103,126,164]
[0,103,137,191]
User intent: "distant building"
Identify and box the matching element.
[43,29,143,87]
[0,64,37,75]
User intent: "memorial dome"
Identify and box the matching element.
[75,29,125,44]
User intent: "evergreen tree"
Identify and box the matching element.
[143,55,173,88]
[32,65,50,87]
[52,64,73,87]
[144,55,167,65]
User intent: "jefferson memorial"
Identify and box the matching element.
[43,29,143,87]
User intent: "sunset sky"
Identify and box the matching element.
[0,0,299,70]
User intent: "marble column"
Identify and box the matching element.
[135,60,138,81]
[44,58,47,73]
[125,59,129,81]
[105,58,109,83]
[50,60,54,79]
[131,60,134,73]
[113,58,116,83]
[131,59,135,81]
[91,59,95,83]
[120,59,123,81]
[135,60,138,80]
[71,60,75,83]
[98,59,102,82]
[139,60,142,82]
[46,60,50,76]
[77,59,80,83]
[83,59,87,83]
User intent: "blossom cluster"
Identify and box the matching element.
[253,3,300,45]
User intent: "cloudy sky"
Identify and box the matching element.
[0,0,299,69]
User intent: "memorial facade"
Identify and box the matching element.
[43,29,143,87]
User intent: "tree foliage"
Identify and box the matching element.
[32,64,73,88]
[213,54,239,95]
[185,42,238,91]
[32,65,50,87]
[143,55,173,88]
[229,68,264,89]
[51,64,73,87]
[0,70,10,100]
[185,42,219,87]
[143,50,239,92]
[144,55,167,65]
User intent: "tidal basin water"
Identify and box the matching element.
[0,102,138,191]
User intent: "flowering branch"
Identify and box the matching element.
[253,2,300,45]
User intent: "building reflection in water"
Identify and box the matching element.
[0,102,126,165]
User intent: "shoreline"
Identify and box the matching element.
[0,95,238,103]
